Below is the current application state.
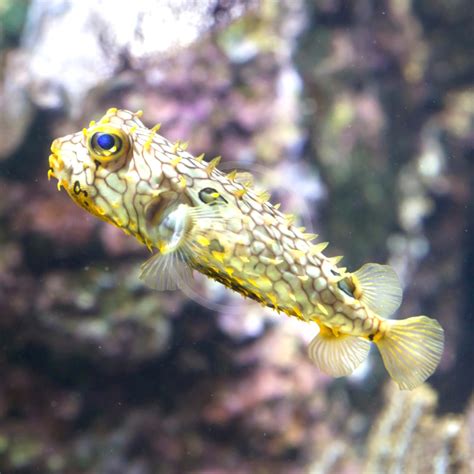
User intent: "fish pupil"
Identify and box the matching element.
[97,133,115,150]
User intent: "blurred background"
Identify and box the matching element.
[0,1,473,473]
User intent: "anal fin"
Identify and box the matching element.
[307,326,371,377]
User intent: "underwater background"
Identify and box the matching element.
[0,1,473,473]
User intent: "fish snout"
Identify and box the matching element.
[48,139,70,187]
[50,139,61,154]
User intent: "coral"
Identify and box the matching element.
[364,384,473,474]
[0,0,472,472]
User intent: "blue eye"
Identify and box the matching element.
[90,131,124,161]
[97,133,115,150]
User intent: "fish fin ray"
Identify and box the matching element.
[307,328,370,377]
[352,263,402,317]
[169,198,242,228]
[139,248,193,291]
[187,203,225,222]
[233,171,254,187]
[190,204,245,241]
[375,316,444,390]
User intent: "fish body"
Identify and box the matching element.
[49,108,444,389]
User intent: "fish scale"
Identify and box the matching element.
[48,108,445,390]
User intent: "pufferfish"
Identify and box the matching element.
[48,108,444,390]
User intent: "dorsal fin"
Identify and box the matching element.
[233,171,254,187]
[352,263,402,317]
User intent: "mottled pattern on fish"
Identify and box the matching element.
[48,108,444,390]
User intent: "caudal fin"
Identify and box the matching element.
[375,316,444,390]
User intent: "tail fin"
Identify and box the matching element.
[375,316,444,390]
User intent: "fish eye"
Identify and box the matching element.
[91,132,122,157]
[199,187,228,205]
[87,126,129,162]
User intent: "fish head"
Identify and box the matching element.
[48,108,168,247]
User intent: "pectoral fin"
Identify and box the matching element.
[307,326,371,377]
[140,202,238,291]
[139,249,193,291]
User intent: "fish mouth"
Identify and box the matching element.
[48,139,70,191]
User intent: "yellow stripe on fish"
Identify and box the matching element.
[48,108,444,390]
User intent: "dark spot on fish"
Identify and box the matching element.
[368,334,375,341]
[199,187,228,205]
[74,180,88,198]
[73,180,81,195]
[94,160,101,168]
[209,239,225,253]
[338,277,355,297]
